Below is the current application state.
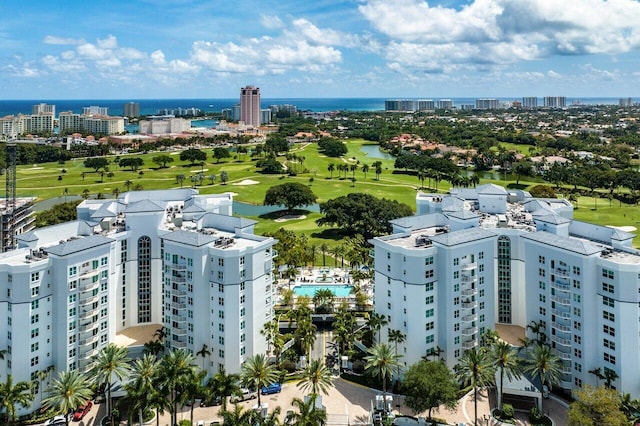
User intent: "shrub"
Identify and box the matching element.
[502,403,514,418]
[282,359,297,373]
[352,360,365,374]
[529,407,542,423]
[178,420,191,426]
[529,185,557,198]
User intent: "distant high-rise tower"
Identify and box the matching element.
[240,86,261,127]
[124,102,140,117]
[522,97,538,108]
[32,103,56,118]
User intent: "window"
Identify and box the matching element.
[426,335,434,344]
[604,353,616,364]
[425,270,434,279]
[603,325,615,336]
[573,307,581,317]
[574,348,582,358]
[479,252,484,260]
[31,314,39,324]
[218,258,224,266]
[454,310,459,318]
[603,311,615,322]
[218,323,224,332]
[479,314,485,322]
[218,349,225,358]
[69,266,77,276]
[604,339,616,350]
[31,286,40,297]
[454,258,459,266]
[454,336,459,344]
[425,309,434,318]
[101,256,108,266]
[454,323,460,331]
[31,300,39,310]
[574,362,582,372]
[539,268,545,277]
[602,269,614,279]
[603,296,615,307]
[574,321,582,330]
[218,336,224,345]
[573,280,581,289]
[539,256,545,264]
[68,308,76,317]
[240,320,245,330]
[479,264,484,272]
[31,272,40,282]
[31,357,39,367]
[240,282,246,291]
[425,256,433,265]
[453,283,459,292]
[31,328,39,338]
[218,310,224,319]
[240,295,245,304]
[218,271,224,280]
[539,294,546,303]
[453,271,459,279]
[425,322,434,330]
[573,335,581,344]
[31,342,39,352]
[425,296,434,304]
[137,236,152,323]
[68,335,76,345]
[573,294,581,303]
[539,307,546,316]
[602,283,614,293]
[218,297,224,306]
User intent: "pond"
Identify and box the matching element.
[232,201,320,216]
[360,144,395,160]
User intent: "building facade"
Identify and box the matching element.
[544,96,567,108]
[240,86,261,127]
[0,189,276,414]
[123,102,140,118]
[371,184,640,398]
[522,97,538,108]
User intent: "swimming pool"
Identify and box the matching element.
[292,284,354,298]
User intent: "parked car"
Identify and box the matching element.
[261,383,282,395]
[44,415,66,426]
[230,388,257,403]
[72,401,93,421]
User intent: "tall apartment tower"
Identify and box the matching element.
[544,96,567,108]
[123,102,140,117]
[240,86,261,127]
[32,103,56,118]
[522,97,538,108]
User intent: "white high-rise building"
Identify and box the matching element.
[32,103,56,118]
[544,96,567,108]
[437,99,454,109]
[0,189,276,415]
[522,97,538,108]
[372,184,640,400]
[82,106,109,116]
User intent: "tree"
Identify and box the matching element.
[219,403,259,426]
[84,157,109,172]
[387,329,406,380]
[318,138,348,157]
[256,157,284,174]
[180,148,207,165]
[220,170,228,185]
[264,182,318,212]
[0,375,33,426]
[364,343,402,415]
[119,157,144,171]
[454,348,495,426]
[212,147,231,163]
[523,344,563,413]
[42,370,92,426]
[317,193,413,240]
[286,395,327,426]
[176,174,185,188]
[196,344,211,372]
[297,359,333,397]
[124,180,133,191]
[312,288,335,313]
[327,163,335,179]
[124,354,159,426]
[568,385,627,426]
[401,360,458,420]
[157,349,196,426]
[604,367,619,389]
[206,367,239,412]
[493,341,521,411]
[240,354,279,407]
[367,312,388,345]
[152,154,174,168]
[88,344,132,425]
[361,163,369,179]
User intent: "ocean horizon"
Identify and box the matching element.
[0,97,632,117]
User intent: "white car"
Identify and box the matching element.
[44,415,66,426]
[230,388,257,403]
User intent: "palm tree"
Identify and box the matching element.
[319,243,329,267]
[180,370,207,426]
[219,403,259,426]
[206,367,239,412]
[240,354,279,408]
[454,348,495,426]
[42,371,92,426]
[492,341,521,411]
[153,326,167,343]
[147,389,169,426]
[364,343,402,416]
[196,344,211,372]
[361,163,369,179]
[297,359,333,397]
[143,340,165,358]
[0,375,33,426]
[604,368,619,389]
[88,344,131,425]
[588,367,605,386]
[327,163,335,179]
[523,344,563,413]
[259,405,282,426]
[124,354,159,426]
[368,312,388,344]
[35,370,49,404]
[156,349,196,426]
[387,329,406,381]
[286,396,327,426]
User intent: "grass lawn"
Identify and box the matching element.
[17,141,638,247]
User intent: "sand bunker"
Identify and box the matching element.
[607,225,637,232]
[275,214,307,222]
[234,179,260,186]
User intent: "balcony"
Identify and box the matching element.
[551,280,570,292]
[551,295,570,306]
[554,268,570,278]
[172,276,186,283]
[551,349,571,361]
[80,268,99,279]
[462,262,477,271]
[462,340,476,349]
[461,327,477,336]
[551,321,571,333]
[173,327,187,336]
[560,365,572,374]
[79,348,98,361]
[79,293,100,306]
[79,334,99,346]
[171,263,187,270]
[79,309,96,320]
[173,302,186,310]
[461,275,476,284]
[79,321,99,333]
[462,314,477,323]
[79,280,100,293]
[172,341,187,349]
[173,315,186,323]
[551,309,570,319]
[461,301,475,310]
[462,288,477,297]
[172,289,186,297]
[552,335,571,347]
[272,249,278,258]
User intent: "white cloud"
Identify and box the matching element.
[43,35,84,45]
[358,0,640,71]
[2,61,40,77]
[260,14,284,29]
[97,35,118,49]
[289,18,359,47]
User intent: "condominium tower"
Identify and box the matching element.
[240,86,261,127]
[0,189,276,415]
[371,184,640,399]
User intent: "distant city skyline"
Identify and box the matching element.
[1,0,639,99]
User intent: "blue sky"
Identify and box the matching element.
[1,0,639,99]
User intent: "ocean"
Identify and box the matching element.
[0,97,627,118]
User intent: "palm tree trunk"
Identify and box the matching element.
[474,386,478,426]
[139,408,143,426]
[500,369,504,411]
[155,408,159,426]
